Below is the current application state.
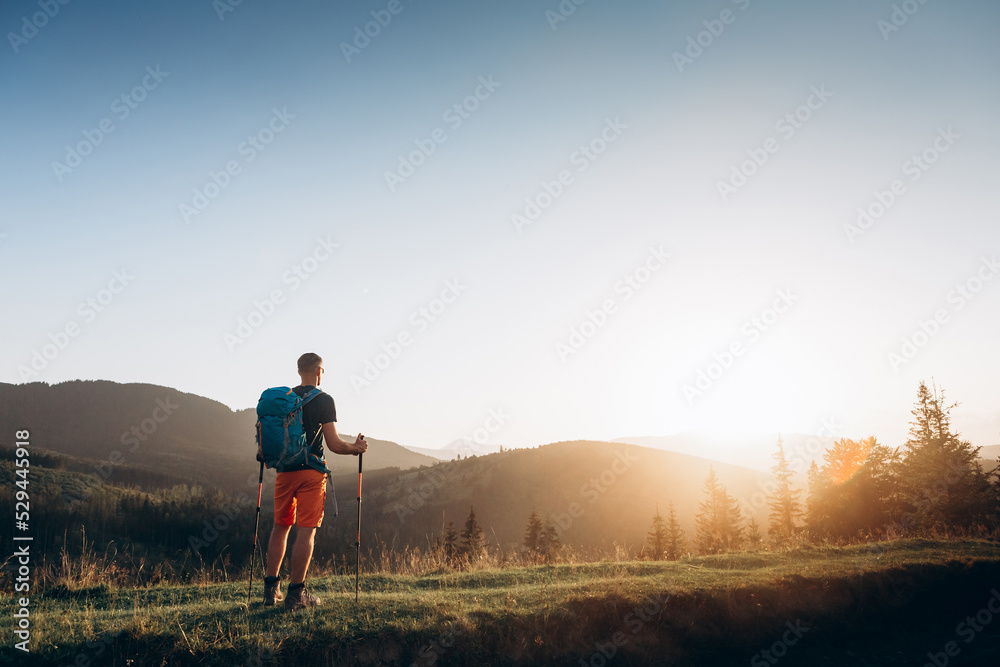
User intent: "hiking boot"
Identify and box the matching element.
[263,577,283,606]
[284,583,321,610]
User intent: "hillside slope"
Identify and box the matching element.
[0,381,437,491]
[350,440,772,551]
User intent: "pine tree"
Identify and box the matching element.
[820,436,899,539]
[665,502,686,560]
[646,507,667,560]
[806,460,831,539]
[695,467,724,554]
[857,438,901,536]
[767,437,803,544]
[460,506,485,561]
[804,436,901,541]
[442,520,460,567]
[897,381,995,532]
[695,467,744,554]
[538,522,561,561]
[990,456,1000,513]
[746,515,763,549]
[523,509,543,560]
[720,485,745,550]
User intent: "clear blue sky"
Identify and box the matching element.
[2,0,998,461]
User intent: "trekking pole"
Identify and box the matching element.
[248,458,264,607]
[355,438,364,603]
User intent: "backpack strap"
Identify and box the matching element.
[283,387,323,417]
[299,387,323,407]
[297,388,331,474]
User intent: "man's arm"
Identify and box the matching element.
[321,421,367,455]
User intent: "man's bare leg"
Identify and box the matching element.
[289,526,317,584]
[266,524,292,577]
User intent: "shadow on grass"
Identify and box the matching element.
[14,556,1000,666]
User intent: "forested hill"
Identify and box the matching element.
[0,380,436,491]
[351,440,772,551]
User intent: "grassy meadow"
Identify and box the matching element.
[4,539,1000,666]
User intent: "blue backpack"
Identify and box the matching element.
[255,387,330,473]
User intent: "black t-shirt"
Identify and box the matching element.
[286,385,336,472]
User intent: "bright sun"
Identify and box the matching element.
[675,351,812,440]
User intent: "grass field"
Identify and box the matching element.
[4,539,1000,666]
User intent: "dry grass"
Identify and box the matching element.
[11,523,999,596]
[4,538,999,666]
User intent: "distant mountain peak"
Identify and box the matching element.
[403,438,504,461]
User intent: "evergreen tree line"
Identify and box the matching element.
[431,506,487,568]
[640,381,1000,559]
[429,506,564,568]
[0,470,266,578]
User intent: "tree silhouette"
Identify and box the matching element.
[821,437,899,539]
[804,439,891,540]
[646,507,667,560]
[442,520,460,567]
[767,437,803,544]
[460,506,485,561]
[805,460,831,539]
[896,381,996,532]
[695,467,744,554]
[538,522,561,561]
[665,502,686,560]
[746,515,763,549]
[523,509,543,556]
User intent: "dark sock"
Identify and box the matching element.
[264,576,280,585]
[288,582,305,591]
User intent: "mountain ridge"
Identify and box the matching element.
[0,380,438,491]
[349,439,773,551]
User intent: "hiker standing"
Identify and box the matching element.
[262,352,367,609]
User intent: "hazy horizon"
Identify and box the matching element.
[7,375,998,477]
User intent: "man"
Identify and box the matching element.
[263,352,367,610]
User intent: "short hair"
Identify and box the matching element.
[297,353,323,374]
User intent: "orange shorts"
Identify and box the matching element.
[274,469,327,528]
